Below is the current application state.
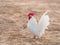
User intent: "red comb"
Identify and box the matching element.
[28,12,34,16]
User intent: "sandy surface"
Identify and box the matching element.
[0,0,60,45]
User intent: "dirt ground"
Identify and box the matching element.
[0,0,60,45]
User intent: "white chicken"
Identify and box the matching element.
[27,11,50,38]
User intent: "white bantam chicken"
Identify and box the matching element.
[27,11,50,38]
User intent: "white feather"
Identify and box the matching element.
[27,11,50,37]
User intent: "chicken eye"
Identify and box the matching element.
[29,16,32,19]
